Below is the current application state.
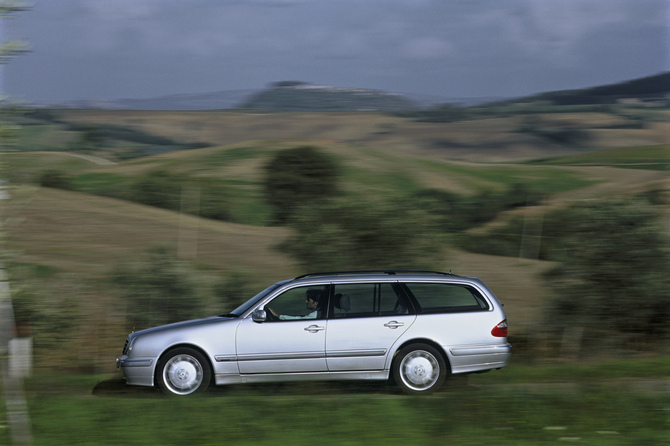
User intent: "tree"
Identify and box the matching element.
[543,200,670,347]
[264,146,339,224]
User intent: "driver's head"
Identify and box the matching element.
[305,289,321,310]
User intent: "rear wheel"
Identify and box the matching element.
[393,344,447,395]
[156,348,211,396]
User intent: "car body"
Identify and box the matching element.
[116,270,511,395]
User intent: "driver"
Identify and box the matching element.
[268,289,321,320]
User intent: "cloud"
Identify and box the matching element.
[401,37,454,60]
[5,0,668,102]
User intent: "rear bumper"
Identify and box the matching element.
[448,343,512,374]
[116,356,155,387]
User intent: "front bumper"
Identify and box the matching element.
[116,355,156,387]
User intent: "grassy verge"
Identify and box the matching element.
[1,358,667,445]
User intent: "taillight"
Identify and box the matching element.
[491,319,508,337]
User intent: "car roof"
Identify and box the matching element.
[289,270,478,284]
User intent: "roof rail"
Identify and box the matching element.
[294,270,454,280]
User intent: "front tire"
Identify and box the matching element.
[393,344,447,395]
[157,348,211,396]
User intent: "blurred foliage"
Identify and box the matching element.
[264,146,340,224]
[7,263,82,349]
[542,200,670,347]
[414,183,541,233]
[130,169,183,210]
[282,196,441,271]
[111,245,206,329]
[456,197,670,351]
[212,270,261,312]
[39,169,234,222]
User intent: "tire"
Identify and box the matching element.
[393,343,447,395]
[156,347,212,396]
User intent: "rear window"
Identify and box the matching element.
[404,283,489,313]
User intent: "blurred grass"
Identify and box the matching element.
[1,360,667,445]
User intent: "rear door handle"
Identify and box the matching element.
[384,321,404,329]
[304,325,325,333]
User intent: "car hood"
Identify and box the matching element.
[133,316,237,336]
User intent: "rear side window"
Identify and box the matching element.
[404,283,489,313]
[331,283,410,318]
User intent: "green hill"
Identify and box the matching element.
[513,72,670,105]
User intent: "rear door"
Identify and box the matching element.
[326,282,416,371]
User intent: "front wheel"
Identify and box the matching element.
[393,344,447,395]
[156,348,211,396]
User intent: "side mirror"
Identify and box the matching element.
[252,309,267,323]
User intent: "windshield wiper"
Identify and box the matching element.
[218,313,239,318]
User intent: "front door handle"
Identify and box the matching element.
[384,321,404,329]
[304,325,325,333]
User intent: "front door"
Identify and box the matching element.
[236,285,328,374]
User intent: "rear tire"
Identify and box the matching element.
[393,343,447,395]
[156,348,211,396]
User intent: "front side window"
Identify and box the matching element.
[331,283,410,318]
[265,285,328,321]
[404,283,489,313]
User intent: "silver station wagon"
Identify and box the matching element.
[116,271,511,396]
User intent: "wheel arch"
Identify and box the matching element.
[154,343,215,386]
[391,338,452,374]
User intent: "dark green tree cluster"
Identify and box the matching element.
[264,146,339,224]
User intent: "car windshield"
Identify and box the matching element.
[225,280,290,317]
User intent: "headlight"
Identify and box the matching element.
[122,334,138,355]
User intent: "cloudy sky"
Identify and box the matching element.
[2,0,668,103]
